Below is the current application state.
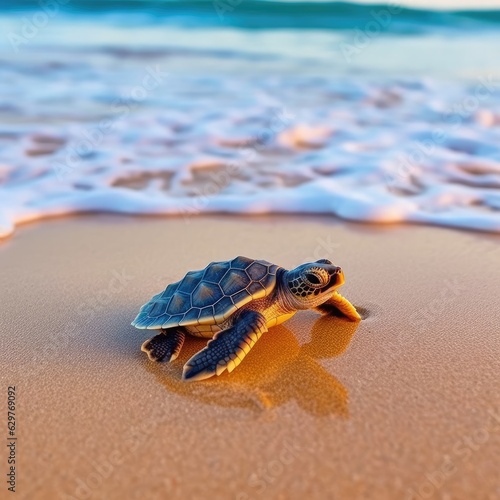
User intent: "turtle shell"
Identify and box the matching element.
[132,256,280,330]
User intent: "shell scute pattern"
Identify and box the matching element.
[203,262,230,283]
[177,273,200,294]
[248,281,265,295]
[230,256,253,270]
[230,289,251,305]
[182,307,202,324]
[167,293,190,314]
[214,296,236,317]
[149,300,168,318]
[158,286,173,303]
[139,316,153,328]
[132,256,280,330]
[192,281,223,307]
[196,304,215,324]
[220,269,248,295]
[246,261,268,281]
[167,314,184,327]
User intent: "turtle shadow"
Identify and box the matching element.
[143,315,359,418]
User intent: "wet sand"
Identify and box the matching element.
[1,215,499,499]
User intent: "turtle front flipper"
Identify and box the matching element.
[182,311,267,382]
[141,328,186,362]
[315,291,361,322]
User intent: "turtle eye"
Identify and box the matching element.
[316,259,332,265]
[305,273,322,285]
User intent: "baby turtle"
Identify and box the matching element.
[132,256,360,381]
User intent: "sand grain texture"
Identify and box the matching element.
[1,216,499,499]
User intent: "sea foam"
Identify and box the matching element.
[2,73,500,238]
[1,10,500,237]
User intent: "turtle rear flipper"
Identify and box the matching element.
[182,311,267,382]
[141,328,186,362]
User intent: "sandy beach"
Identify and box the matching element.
[1,215,499,499]
[2,0,500,497]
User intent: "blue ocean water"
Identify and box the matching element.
[3,0,500,30]
[1,1,500,236]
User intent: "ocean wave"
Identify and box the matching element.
[1,2,500,237]
[2,0,500,32]
[1,71,500,238]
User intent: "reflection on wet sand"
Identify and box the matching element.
[144,316,359,417]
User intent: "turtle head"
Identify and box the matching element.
[283,259,345,309]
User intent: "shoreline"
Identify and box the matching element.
[3,210,500,246]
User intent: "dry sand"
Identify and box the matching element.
[1,215,499,500]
